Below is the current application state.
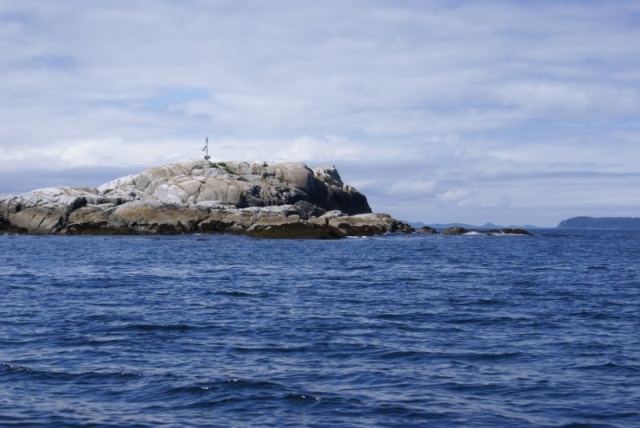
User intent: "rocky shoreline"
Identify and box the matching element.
[0,160,413,239]
[0,160,533,239]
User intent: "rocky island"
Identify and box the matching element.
[557,216,640,230]
[0,160,414,239]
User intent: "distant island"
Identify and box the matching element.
[557,216,640,229]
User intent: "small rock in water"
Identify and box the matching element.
[417,226,437,234]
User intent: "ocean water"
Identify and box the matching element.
[1,230,638,427]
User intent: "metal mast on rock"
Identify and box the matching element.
[203,137,211,161]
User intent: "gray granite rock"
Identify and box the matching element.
[0,160,410,238]
[96,160,370,214]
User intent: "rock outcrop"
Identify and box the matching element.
[440,226,532,236]
[0,160,413,238]
[417,226,437,234]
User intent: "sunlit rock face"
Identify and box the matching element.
[0,160,412,238]
[96,160,370,214]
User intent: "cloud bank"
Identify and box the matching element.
[1,1,639,226]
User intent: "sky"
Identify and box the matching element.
[1,0,639,227]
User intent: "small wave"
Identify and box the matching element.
[231,344,311,355]
[1,363,142,382]
[215,290,268,298]
[166,384,224,396]
[445,351,523,362]
[163,378,285,398]
[379,350,430,362]
[86,336,125,345]
[1,362,34,374]
[115,323,199,332]
[443,316,525,325]
[283,393,322,402]
[147,378,327,417]
[438,380,513,395]
[378,312,436,322]
[571,310,610,320]
[345,264,375,271]
[475,298,502,305]
[577,361,640,372]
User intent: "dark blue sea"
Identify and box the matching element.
[1,230,639,427]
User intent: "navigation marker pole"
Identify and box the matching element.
[203,137,211,161]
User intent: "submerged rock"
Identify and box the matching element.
[0,160,412,239]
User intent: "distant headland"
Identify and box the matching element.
[557,216,640,230]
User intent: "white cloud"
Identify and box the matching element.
[438,189,469,203]
[0,0,639,226]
